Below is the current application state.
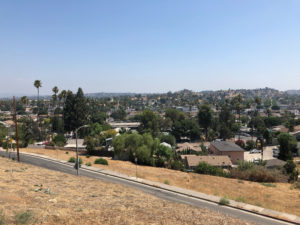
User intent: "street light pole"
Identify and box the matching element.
[75,125,88,176]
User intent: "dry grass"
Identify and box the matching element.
[0,157,252,225]
[20,148,300,216]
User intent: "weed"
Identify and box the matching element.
[237,180,244,184]
[266,194,271,198]
[14,211,33,224]
[85,162,92,166]
[235,196,246,203]
[65,152,69,154]
[0,211,5,225]
[86,155,90,158]
[260,183,276,188]
[164,179,170,185]
[219,198,230,205]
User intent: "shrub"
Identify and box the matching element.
[164,179,170,185]
[219,198,230,205]
[94,158,108,165]
[170,160,186,171]
[260,183,276,187]
[53,134,66,146]
[284,160,296,174]
[230,166,278,182]
[237,161,255,171]
[195,162,227,177]
[245,140,256,151]
[68,157,82,164]
[85,162,92,166]
[14,211,33,224]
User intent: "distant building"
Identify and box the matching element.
[210,141,244,164]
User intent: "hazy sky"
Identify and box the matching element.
[0,0,300,96]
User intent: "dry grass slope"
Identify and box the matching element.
[0,157,252,225]
[19,148,300,216]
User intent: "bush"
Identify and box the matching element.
[195,162,227,177]
[219,198,230,205]
[284,160,296,174]
[170,160,186,171]
[85,162,92,166]
[94,158,108,165]
[164,179,170,185]
[53,134,66,146]
[68,157,83,164]
[230,166,278,182]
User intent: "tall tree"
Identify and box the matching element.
[33,80,42,106]
[52,86,59,107]
[58,89,67,106]
[278,133,297,161]
[197,104,213,139]
[63,88,89,132]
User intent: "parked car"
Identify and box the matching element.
[273,152,279,158]
[250,149,262,154]
[253,158,260,163]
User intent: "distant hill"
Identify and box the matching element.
[85,92,139,98]
[286,90,300,95]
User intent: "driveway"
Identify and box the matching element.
[244,145,277,162]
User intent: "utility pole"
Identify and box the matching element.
[13,96,20,162]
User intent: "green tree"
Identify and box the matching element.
[198,104,213,139]
[63,88,89,132]
[278,133,297,161]
[138,110,161,137]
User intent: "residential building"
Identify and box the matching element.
[210,140,244,164]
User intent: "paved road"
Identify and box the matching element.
[0,150,294,225]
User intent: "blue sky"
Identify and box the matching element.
[0,0,299,96]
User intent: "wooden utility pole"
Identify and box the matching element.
[13,96,20,162]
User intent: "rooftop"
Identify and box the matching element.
[210,141,244,152]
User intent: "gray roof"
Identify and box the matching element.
[210,141,244,152]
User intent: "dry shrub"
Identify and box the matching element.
[230,166,279,182]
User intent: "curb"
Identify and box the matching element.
[1,150,300,224]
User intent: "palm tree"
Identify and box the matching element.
[52,86,59,107]
[33,80,42,106]
[21,96,28,107]
[58,89,67,106]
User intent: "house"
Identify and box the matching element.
[210,141,244,164]
[181,155,232,170]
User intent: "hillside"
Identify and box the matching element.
[0,157,252,225]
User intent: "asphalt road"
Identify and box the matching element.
[0,150,295,225]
